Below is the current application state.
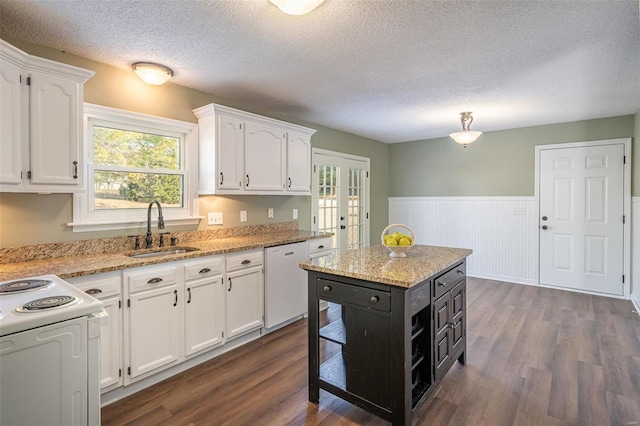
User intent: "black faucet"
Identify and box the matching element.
[145,200,165,248]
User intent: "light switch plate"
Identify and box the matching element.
[293,208,298,220]
[208,212,223,225]
[240,210,247,222]
[267,208,274,219]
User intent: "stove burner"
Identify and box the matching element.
[0,279,54,294]
[16,295,77,312]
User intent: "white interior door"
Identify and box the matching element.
[539,143,625,295]
[312,150,369,252]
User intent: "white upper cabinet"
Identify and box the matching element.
[0,39,94,193]
[286,131,312,194]
[194,103,315,195]
[216,115,244,191]
[0,54,23,185]
[244,121,286,192]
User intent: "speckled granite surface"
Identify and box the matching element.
[300,244,472,288]
[0,222,330,281]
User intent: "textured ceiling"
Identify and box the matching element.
[1,0,638,143]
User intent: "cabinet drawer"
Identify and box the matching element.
[126,265,179,293]
[226,249,263,272]
[433,262,465,300]
[69,273,121,299]
[317,278,390,312]
[308,237,333,255]
[184,256,223,281]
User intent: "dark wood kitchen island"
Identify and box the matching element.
[300,244,472,425]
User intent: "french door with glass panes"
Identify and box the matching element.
[312,149,370,252]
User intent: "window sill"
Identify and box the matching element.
[66,216,203,233]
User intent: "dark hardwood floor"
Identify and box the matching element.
[102,278,640,425]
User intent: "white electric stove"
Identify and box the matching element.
[0,274,105,426]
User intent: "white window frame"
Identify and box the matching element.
[69,103,200,232]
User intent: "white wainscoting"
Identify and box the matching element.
[389,197,538,285]
[632,197,640,312]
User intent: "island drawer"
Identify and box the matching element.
[433,262,465,299]
[317,278,390,312]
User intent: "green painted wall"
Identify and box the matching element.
[0,37,389,247]
[389,116,635,197]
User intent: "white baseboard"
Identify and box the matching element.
[631,294,640,316]
[467,272,535,286]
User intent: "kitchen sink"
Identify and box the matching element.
[125,247,200,259]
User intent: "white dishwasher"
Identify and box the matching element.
[264,241,309,331]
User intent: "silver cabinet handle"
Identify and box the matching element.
[437,281,446,287]
[173,289,178,307]
[199,268,211,274]
[228,277,232,292]
[220,172,224,185]
[370,296,379,304]
[85,288,102,295]
[187,288,191,304]
[72,161,78,179]
[246,174,250,187]
[288,177,292,188]
[323,285,331,292]
[148,277,163,284]
[457,269,464,274]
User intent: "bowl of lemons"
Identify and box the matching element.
[381,224,415,257]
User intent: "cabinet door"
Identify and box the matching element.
[128,284,181,379]
[100,295,123,390]
[0,58,23,185]
[450,282,465,355]
[286,131,311,193]
[244,122,285,191]
[217,115,244,190]
[185,275,225,356]
[28,71,81,186]
[433,292,451,381]
[226,266,264,340]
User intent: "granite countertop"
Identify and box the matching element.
[0,230,330,282]
[300,244,472,288]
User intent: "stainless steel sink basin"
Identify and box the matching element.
[125,247,200,259]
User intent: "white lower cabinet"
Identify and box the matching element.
[184,256,225,356]
[67,271,123,392]
[124,264,183,384]
[225,249,264,340]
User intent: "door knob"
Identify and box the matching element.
[541,216,548,221]
[541,225,548,230]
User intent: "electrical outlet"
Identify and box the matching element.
[293,208,298,220]
[208,212,223,225]
[240,210,247,222]
[267,208,274,219]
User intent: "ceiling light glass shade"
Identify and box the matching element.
[269,0,325,15]
[449,130,482,145]
[132,62,174,85]
[449,112,482,147]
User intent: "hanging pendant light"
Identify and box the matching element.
[269,0,325,15]
[132,62,174,85]
[449,112,482,147]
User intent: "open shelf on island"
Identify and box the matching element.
[319,319,346,346]
[320,352,346,390]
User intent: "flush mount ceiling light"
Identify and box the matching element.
[449,112,482,147]
[269,0,325,15]
[131,62,174,85]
